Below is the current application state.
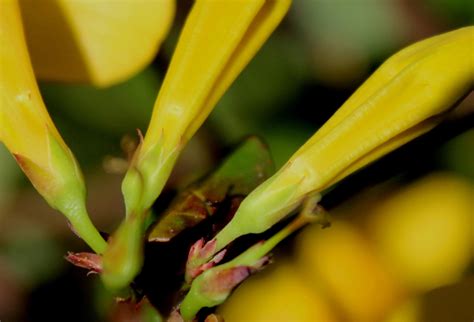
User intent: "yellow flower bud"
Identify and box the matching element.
[0,0,106,254]
[212,26,474,253]
[103,0,292,290]
[123,0,292,216]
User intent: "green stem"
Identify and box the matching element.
[67,207,107,254]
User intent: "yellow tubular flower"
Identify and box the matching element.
[0,0,107,254]
[20,0,175,87]
[212,26,474,253]
[102,0,291,290]
[123,0,291,216]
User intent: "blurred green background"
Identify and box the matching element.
[0,0,472,321]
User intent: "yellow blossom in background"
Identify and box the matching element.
[218,262,338,322]
[297,220,404,321]
[19,0,175,86]
[0,0,106,254]
[367,173,473,292]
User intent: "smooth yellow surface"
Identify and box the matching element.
[142,0,265,159]
[384,299,421,322]
[107,0,291,290]
[212,26,473,252]
[20,0,175,86]
[143,0,292,155]
[0,0,66,172]
[289,27,473,194]
[218,262,337,322]
[296,221,403,322]
[0,0,106,254]
[367,173,473,292]
[124,0,291,214]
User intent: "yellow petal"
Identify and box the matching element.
[1,0,63,169]
[290,26,473,194]
[124,0,291,215]
[107,0,291,290]
[294,28,462,156]
[19,0,175,86]
[142,0,266,156]
[211,26,473,255]
[368,173,473,292]
[218,262,337,322]
[296,221,403,321]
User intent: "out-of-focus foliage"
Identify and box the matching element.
[40,68,159,135]
[0,145,20,211]
[292,0,409,86]
[439,129,474,180]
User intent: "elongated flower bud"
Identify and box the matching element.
[212,26,474,253]
[0,0,106,254]
[101,0,291,289]
[122,0,292,216]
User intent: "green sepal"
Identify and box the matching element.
[15,130,106,254]
[213,175,302,252]
[47,130,107,254]
[122,135,180,216]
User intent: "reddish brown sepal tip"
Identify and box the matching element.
[186,238,226,282]
[65,252,102,274]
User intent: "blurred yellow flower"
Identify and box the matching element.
[218,261,338,322]
[367,173,473,292]
[297,220,403,321]
[19,0,175,86]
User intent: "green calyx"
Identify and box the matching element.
[122,137,181,217]
[102,138,181,290]
[15,130,107,254]
[213,175,303,253]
